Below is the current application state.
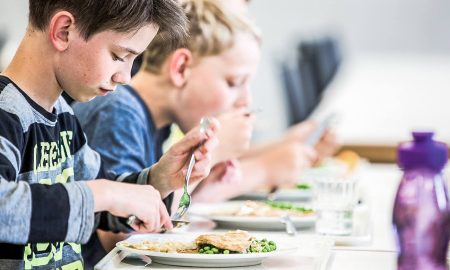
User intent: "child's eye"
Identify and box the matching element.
[112,53,125,62]
[227,80,237,88]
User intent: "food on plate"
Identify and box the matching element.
[335,150,360,171]
[264,200,313,213]
[196,230,251,253]
[199,237,276,254]
[121,230,277,254]
[214,201,313,217]
[300,150,362,181]
[296,183,311,190]
[121,239,196,253]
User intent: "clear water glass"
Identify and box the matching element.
[314,177,358,235]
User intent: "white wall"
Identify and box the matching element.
[0,0,28,69]
[0,0,27,40]
[247,0,450,141]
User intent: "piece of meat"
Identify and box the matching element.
[195,230,252,252]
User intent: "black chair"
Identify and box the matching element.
[299,37,341,95]
[281,55,320,125]
[281,36,341,126]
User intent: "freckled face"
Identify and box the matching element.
[57,23,158,102]
[175,33,260,132]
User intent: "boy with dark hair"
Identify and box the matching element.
[0,0,218,269]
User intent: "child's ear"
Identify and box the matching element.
[169,48,193,87]
[48,11,76,52]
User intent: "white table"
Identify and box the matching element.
[329,164,400,269]
[329,250,396,270]
[96,164,418,270]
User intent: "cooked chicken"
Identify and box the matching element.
[195,230,252,252]
[122,240,197,253]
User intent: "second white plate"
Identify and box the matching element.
[189,201,316,230]
[235,188,313,202]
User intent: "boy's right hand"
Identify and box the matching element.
[87,180,173,232]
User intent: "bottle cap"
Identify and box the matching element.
[397,132,448,171]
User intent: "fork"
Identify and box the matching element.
[171,117,210,221]
[127,117,210,227]
[280,214,297,236]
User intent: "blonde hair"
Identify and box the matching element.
[141,0,261,74]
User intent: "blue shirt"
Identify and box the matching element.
[73,85,171,175]
[72,85,172,267]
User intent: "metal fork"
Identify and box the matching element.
[171,117,210,221]
[127,117,210,227]
[280,214,297,236]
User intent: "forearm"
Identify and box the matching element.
[85,179,113,212]
[240,140,280,159]
[0,179,95,244]
[145,164,173,199]
[86,180,133,233]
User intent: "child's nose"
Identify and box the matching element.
[112,69,132,85]
[235,86,252,107]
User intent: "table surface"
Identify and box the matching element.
[96,164,419,270]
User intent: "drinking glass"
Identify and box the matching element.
[314,177,358,235]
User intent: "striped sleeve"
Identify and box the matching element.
[0,109,93,244]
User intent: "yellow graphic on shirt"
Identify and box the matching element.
[26,131,83,269]
[23,242,83,269]
[33,131,73,174]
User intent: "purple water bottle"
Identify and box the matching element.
[393,132,450,270]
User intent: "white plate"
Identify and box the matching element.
[189,202,316,230]
[235,188,312,202]
[115,233,297,267]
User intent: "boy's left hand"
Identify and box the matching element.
[148,118,219,197]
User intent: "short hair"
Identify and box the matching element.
[142,0,261,74]
[28,0,188,44]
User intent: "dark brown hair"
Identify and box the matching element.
[28,0,188,43]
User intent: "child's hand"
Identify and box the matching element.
[149,118,219,196]
[259,140,318,186]
[87,180,173,232]
[284,121,339,162]
[214,108,255,164]
[314,130,339,161]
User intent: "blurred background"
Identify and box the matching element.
[2,0,450,162]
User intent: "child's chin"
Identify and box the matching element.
[74,95,96,103]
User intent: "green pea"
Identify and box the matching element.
[206,250,213,254]
[211,247,219,253]
[223,250,230,254]
[199,248,204,253]
[204,246,210,251]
